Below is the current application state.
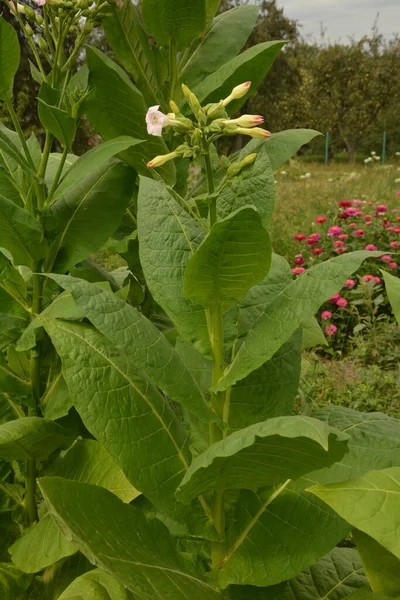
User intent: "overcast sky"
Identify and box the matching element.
[278,0,399,43]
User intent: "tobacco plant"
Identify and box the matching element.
[1,1,400,599]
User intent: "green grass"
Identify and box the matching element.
[271,161,400,259]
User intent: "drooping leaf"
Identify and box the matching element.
[309,467,400,560]
[215,486,351,588]
[0,195,48,267]
[180,6,258,87]
[0,18,20,100]
[263,129,322,171]
[216,251,383,390]
[0,252,29,319]
[39,554,94,600]
[301,316,328,349]
[0,352,31,405]
[382,271,400,326]
[0,417,72,461]
[304,407,400,485]
[0,562,32,598]
[42,318,191,515]
[52,137,143,203]
[45,439,140,503]
[0,165,22,206]
[354,529,400,598]
[279,547,369,600]
[38,99,77,149]
[138,176,210,355]
[39,478,224,600]
[40,370,73,420]
[45,274,214,423]
[177,415,348,504]
[49,161,133,273]
[184,206,271,310]
[217,140,276,227]
[58,568,134,600]
[9,513,77,574]
[193,41,285,113]
[101,1,159,106]
[142,0,206,48]
[0,128,35,177]
[85,47,175,184]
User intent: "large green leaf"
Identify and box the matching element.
[216,251,383,391]
[45,153,78,190]
[142,0,206,48]
[310,467,400,560]
[42,319,191,515]
[9,513,77,574]
[45,439,140,503]
[177,416,348,503]
[354,530,400,598]
[193,41,285,113]
[101,1,159,106]
[0,562,32,598]
[205,0,221,26]
[0,127,34,176]
[383,271,400,326]
[0,252,29,319]
[0,18,20,100]
[219,141,275,227]
[49,161,133,272]
[0,166,22,206]
[38,99,76,149]
[184,206,271,310]
[45,274,214,423]
[304,407,400,485]
[249,129,323,171]
[58,568,134,600]
[39,478,224,600]
[180,6,258,87]
[0,417,72,461]
[215,487,351,588]
[52,137,143,203]
[228,331,302,430]
[85,47,175,184]
[0,195,48,267]
[279,548,369,600]
[138,177,210,355]
[0,351,32,405]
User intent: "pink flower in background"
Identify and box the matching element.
[349,223,357,228]
[329,293,341,303]
[390,241,400,249]
[396,192,400,197]
[292,267,305,275]
[374,277,382,284]
[353,229,365,237]
[363,215,373,221]
[362,275,375,283]
[312,247,324,255]
[294,254,305,266]
[334,246,347,254]
[146,106,169,136]
[333,240,344,247]
[294,233,307,241]
[321,311,333,319]
[338,212,349,219]
[364,244,377,251]
[381,255,392,263]
[336,297,348,308]
[306,233,321,246]
[325,324,337,336]
[389,262,398,269]
[328,225,342,237]
[376,204,388,213]
[339,200,352,208]
[345,207,358,216]
[353,200,363,206]
[315,215,327,224]
[395,228,400,233]
[388,227,396,232]
[344,279,355,288]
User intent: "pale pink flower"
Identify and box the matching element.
[390,241,400,249]
[381,255,392,263]
[364,244,377,251]
[146,105,169,136]
[293,254,305,266]
[321,311,332,320]
[374,277,382,284]
[353,229,365,237]
[333,240,344,247]
[344,279,355,288]
[306,233,321,247]
[336,297,348,308]
[292,267,305,275]
[338,234,349,240]
[349,223,357,228]
[353,200,363,206]
[325,324,337,336]
[33,0,46,5]
[312,247,324,255]
[376,204,387,213]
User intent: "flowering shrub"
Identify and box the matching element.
[292,197,400,352]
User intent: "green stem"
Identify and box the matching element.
[24,456,38,525]
[168,39,178,103]
[5,99,36,170]
[46,145,68,204]
[204,148,216,226]
[36,132,53,212]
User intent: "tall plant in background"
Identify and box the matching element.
[1,1,400,599]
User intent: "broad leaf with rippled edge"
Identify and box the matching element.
[138,176,210,355]
[180,6,258,87]
[59,568,134,600]
[0,196,48,268]
[279,547,369,600]
[39,478,224,600]
[142,0,206,48]
[42,318,194,518]
[303,406,400,486]
[216,251,383,391]
[0,417,72,461]
[354,530,400,598]
[309,467,400,559]
[0,18,20,100]
[177,416,348,504]
[217,141,275,227]
[214,487,351,589]
[43,274,215,423]
[184,206,271,311]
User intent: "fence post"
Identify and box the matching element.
[325,132,329,165]
[382,131,387,166]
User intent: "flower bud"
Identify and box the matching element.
[227,153,257,177]
[35,13,44,25]
[222,81,251,107]
[84,20,94,33]
[169,100,180,114]
[188,92,206,123]
[24,5,36,19]
[25,23,34,36]
[234,127,271,139]
[206,101,225,120]
[38,36,48,51]
[224,114,264,128]
[181,84,191,98]
[147,151,178,169]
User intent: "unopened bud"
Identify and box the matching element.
[225,114,264,128]
[222,81,251,108]
[25,23,34,36]
[227,153,257,177]
[169,100,180,114]
[242,153,257,166]
[147,150,178,169]
[188,92,205,123]
[206,101,225,120]
[181,84,191,98]
[36,13,44,25]
[24,5,36,19]
[234,127,271,139]
[38,36,48,51]
[84,20,94,33]
[191,128,202,147]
